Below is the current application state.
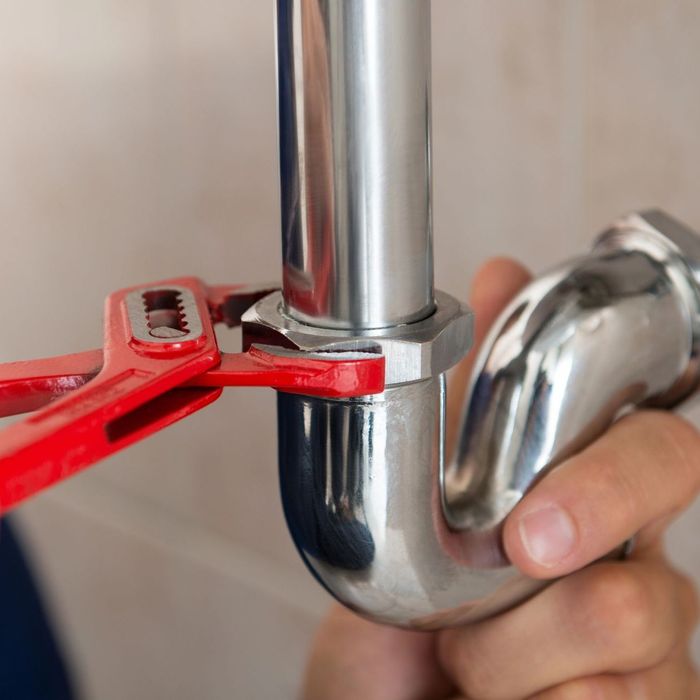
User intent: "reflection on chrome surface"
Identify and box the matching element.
[278,211,700,628]
[276,0,434,330]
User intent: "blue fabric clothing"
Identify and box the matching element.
[0,518,76,700]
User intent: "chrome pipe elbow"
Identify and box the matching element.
[255,210,700,629]
[269,0,700,632]
[445,210,700,535]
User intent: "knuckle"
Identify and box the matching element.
[577,566,661,660]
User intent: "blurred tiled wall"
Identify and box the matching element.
[1,1,699,698]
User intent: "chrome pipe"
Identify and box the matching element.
[272,210,700,629]
[276,0,434,329]
[268,0,700,631]
[445,211,700,536]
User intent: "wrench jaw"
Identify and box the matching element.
[0,278,385,516]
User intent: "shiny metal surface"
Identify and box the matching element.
[445,210,700,533]
[273,0,700,633]
[279,376,529,628]
[125,286,203,344]
[277,210,700,629]
[276,0,434,329]
[243,290,472,386]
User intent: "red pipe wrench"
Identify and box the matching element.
[0,278,384,514]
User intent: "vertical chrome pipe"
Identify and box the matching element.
[276,0,434,329]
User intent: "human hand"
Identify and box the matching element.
[303,258,700,699]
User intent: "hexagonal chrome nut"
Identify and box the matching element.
[242,290,473,386]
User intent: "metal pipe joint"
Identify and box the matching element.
[257,0,700,629]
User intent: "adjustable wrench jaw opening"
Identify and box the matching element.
[0,278,385,516]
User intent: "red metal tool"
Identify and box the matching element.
[0,277,385,515]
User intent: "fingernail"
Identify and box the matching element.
[518,505,577,568]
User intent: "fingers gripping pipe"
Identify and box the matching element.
[259,0,700,629]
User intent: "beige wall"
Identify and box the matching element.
[1,1,699,697]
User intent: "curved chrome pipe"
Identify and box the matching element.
[445,211,700,533]
[271,0,700,632]
[278,211,700,628]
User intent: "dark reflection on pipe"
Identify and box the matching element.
[279,393,375,571]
